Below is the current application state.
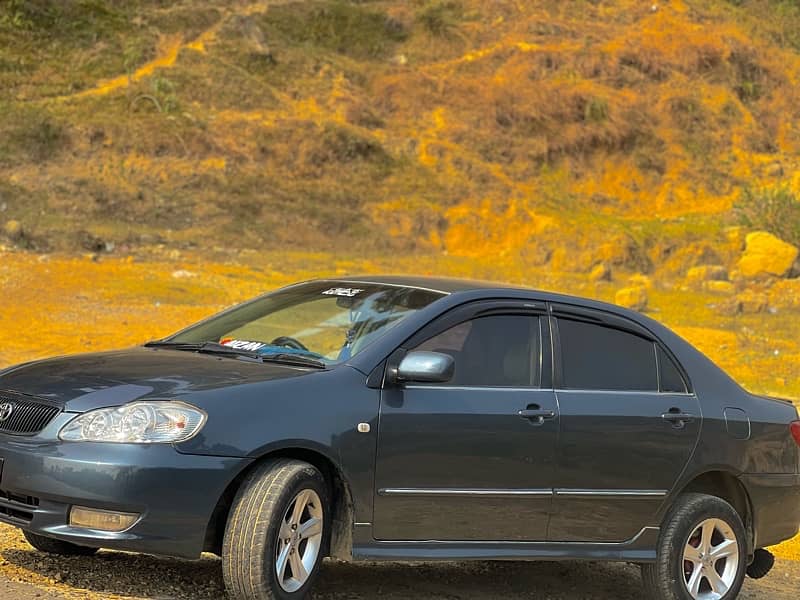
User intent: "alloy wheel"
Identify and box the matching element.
[275,488,324,593]
[682,518,740,599]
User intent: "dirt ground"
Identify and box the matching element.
[0,549,799,600]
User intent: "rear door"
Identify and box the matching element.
[373,301,558,541]
[548,305,701,542]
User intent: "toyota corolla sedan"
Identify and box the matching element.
[0,276,798,600]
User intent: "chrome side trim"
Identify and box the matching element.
[554,489,667,499]
[554,389,695,397]
[404,386,554,392]
[378,488,553,498]
[403,386,694,396]
[378,488,667,499]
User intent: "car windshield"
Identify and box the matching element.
[162,282,445,365]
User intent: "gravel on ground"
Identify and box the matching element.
[1,528,798,600]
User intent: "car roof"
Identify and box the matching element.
[324,275,644,325]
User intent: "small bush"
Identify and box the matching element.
[0,0,29,30]
[313,125,390,165]
[265,1,407,60]
[729,47,766,103]
[730,0,800,51]
[1,113,69,162]
[151,76,180,113]
[633,135,667,175]
[0,0,51,30]
[770,0,800,51]
[669,96,708,133]
[583,97,609,123]
[415,1,463,37]
[0,0,126,35]
[733,184,800,246]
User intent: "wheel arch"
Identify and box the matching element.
[671,469,755,556]
[203,446,355,561]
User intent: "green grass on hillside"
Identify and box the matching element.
[0,0,799,273]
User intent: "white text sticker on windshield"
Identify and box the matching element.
[322,287,364,297]
[220,339,266,351]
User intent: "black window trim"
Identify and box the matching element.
[383,298,551,390]
[549,304,692,395]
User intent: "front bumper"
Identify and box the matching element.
[0,415,250,559]
[740,473,800,549]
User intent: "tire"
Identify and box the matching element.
[222,459,329,600]
[23,530,99,556]
[642,493,747,600]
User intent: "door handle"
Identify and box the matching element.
[518,405,556,425]
[661,408,694,429]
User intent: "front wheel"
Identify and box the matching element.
[222,459,328,600]
[642,493,747,600]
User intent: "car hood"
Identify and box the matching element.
[0,347,316,412]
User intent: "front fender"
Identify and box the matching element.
[174,366,380,524]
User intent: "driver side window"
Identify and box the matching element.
[413,315,541,388]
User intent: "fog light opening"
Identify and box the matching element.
[69,506,139,532]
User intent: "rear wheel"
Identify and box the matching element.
[23,531,98,556]
[222,459,328,600]
[642,493,747,600]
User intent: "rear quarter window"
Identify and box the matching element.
[657,346,688,393]
[557,318,658,391]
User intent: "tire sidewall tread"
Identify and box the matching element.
[222,459,328,600]
[642,493,747,600]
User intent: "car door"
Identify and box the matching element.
[547,305,701,542]
[373,301,558,541]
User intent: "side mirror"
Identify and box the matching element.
[396,351,454,384]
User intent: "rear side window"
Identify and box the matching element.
[557,318,658,391]
[414,315,541,387]
[657,346,688,393]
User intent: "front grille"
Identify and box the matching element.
[0,390,63,436]
[0,489,38,523]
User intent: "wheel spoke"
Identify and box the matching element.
[276,543,291,582]
[299,517,322,540]
[701,521,716,554]
[289,548,308,582]
[705,566,730,595]
[709,539,737,561]
[291,490,310,524]
[686,563,704,597]
[684,543,702,563]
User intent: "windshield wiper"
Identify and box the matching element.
[144,341,262,360]
[145,341,202,349]
[145,341,327,368]
[259,353,328,369]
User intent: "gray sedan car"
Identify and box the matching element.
[0,276,798,600]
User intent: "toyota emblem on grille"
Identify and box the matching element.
[0,402,14,422]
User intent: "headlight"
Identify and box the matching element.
[59,401,206,443]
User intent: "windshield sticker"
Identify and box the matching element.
[220,338,267,352]
[322,287,364,297]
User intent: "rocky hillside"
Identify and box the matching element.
[1,1,800,281]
